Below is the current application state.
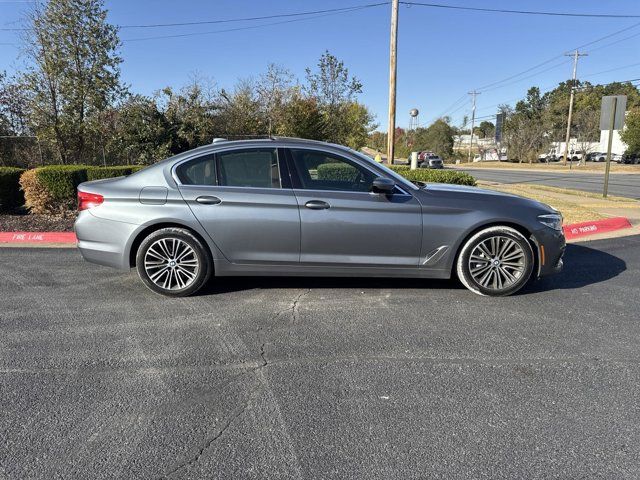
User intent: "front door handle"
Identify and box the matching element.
[304,200,330,210]
[196,195,222,205]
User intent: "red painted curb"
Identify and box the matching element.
[563,217,632,240]
[0,231,77,244]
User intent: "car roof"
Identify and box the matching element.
[151,136,348,167]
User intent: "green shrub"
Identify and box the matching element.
[35,165,89,210]
[397,168,476,186]
[20,164,144,213]
[86,165,141,180]
[317,163,475,187]
[317,163,359,182]
[0,167,26,212]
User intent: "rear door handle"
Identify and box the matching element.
[304,200,330,210]
[196,195,222,205]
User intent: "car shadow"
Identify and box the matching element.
[196,243,625,296]
[198,275,463,296]
[523,242,626,294]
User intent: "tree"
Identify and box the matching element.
[256,64,294,135]
[276,91,324,140]
[304,50,372,145]
[475,121,495,139]
[104,95,172,165]
[621,107,640,155]
[22,0,124,163]
[414,119,455,159]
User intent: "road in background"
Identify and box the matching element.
[1,236,639,479]
[455,168,640,199]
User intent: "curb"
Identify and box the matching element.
[0,231,76,244]
[562,217,632,240]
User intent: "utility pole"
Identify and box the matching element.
[467,90,479,163]
[386,0,399,165]
[562,49,588,167]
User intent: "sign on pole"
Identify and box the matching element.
[495,112,505,143]
[600,95,626,131]
[600,95,627,198]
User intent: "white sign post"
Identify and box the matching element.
[600,95,626,198]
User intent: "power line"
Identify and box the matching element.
[400,2,640,18]
[0,2,388,31]
[119,3,388,28]
[479,58,573,94]
[121,5,380,42]
[582,62,640,78]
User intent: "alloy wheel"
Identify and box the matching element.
[144,237,199,291]
[468,235,526,291]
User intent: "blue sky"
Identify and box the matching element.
[1,0,640,131]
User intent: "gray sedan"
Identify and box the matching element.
[75,137,565,297]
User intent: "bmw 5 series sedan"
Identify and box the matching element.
[74,137,565,297]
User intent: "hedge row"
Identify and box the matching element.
[317,163,359,182]
[18,165,144,214]
[0,167,26,212]
[317,163,476,187]
[389,166,476,186]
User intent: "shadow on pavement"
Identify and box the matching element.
[199,275,463,296]
[197,243,625,296]
[525,242,626,294]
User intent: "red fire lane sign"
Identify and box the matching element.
[0,232,77,244]
[563,217,632,240]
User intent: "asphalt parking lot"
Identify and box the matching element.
[1,235,640,479]
[455,168,640,199]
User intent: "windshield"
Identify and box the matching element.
[349,149,419,190]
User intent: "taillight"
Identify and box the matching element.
[77,191,104,211]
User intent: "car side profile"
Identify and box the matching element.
[74,137,565,297]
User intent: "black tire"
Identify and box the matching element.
[456,226,534,297]
[136,227,212,297]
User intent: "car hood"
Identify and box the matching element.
[421,183,558,213]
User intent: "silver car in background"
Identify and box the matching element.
[419,154,444,169]
[75,137,565,297]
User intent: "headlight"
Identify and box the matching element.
[538,213,563,231]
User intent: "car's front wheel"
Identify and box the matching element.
[456,226,534,297]
[136,227,212,297]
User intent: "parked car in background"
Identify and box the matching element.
[622,153,640,164]
[555,150,585,162]
[74,137,564,297]
[419,154,444,169]
[586,152,603,162]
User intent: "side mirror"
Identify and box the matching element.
[371,177,395,194]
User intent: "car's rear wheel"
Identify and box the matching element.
[456,226,534,297]
[136,227,212,297]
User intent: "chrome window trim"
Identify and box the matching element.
[171,142,415,197]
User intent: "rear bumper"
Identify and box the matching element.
[74,211,138,270]
[532,227,565,277]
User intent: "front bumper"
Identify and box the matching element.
[532,227,565,277]
[74,211,139,270]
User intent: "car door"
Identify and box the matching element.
[175,147,300,264]
[286,147,422,267]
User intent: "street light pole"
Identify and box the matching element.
[386,0,399,165]
[467,90,479,163]
[562,49,587,168]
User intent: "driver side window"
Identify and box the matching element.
[290,149,376,192]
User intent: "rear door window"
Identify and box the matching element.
[217,148,281,189]
[175,154,216,185]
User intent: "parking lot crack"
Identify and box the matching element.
[257,289,311,367]
[161,381,263,479]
